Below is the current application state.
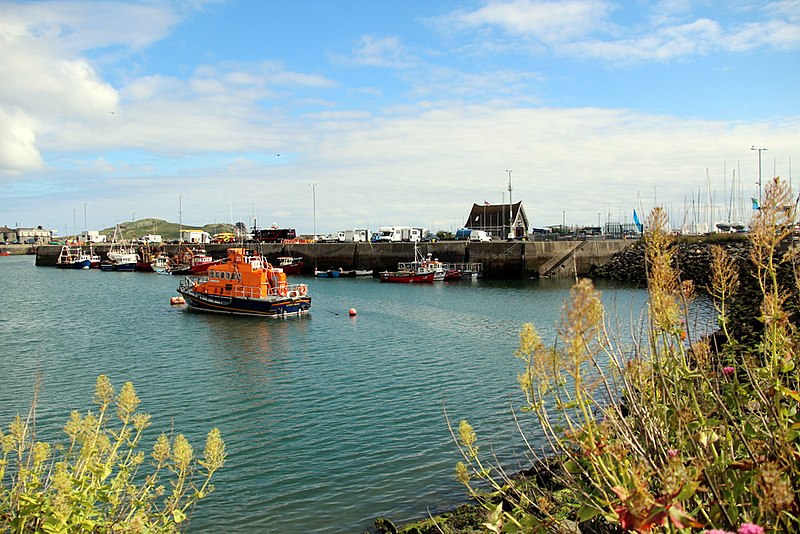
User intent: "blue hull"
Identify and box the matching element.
[100,262,136,272]
[178,287,311,317]
[57,259,91,269]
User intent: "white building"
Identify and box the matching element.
[180,229,212,243]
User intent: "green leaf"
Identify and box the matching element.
[576,503,601,522]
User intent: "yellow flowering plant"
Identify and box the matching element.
[0,375,225,533]
[454,178,800,533]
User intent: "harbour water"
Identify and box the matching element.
[0,255,665,532]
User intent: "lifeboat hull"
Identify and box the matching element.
[178,286,311,317]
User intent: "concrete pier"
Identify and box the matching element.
[35,240,631,278]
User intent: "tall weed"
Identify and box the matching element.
[455,178,799,533]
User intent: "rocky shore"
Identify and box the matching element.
[591,234,751,286]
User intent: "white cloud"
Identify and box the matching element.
[2,1,181,54]
[0,108,42,173]
[339,35,419,68]
[436,0,800,62]
[439,0,613,43]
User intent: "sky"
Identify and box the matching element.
[1,0,799,236]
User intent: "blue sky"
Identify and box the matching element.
[1,0,798,235]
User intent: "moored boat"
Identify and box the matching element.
[379,244,437,283]
[177,248,311,317]
[56,245,92,269]
[103,226,138,271]
[277,256,304,275]
[379,270,435,283]
[168,248,223,275]
[151,253,171,274]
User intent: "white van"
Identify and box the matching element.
[469,230,491,242]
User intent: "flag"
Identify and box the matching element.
[751,197,759,210]
[484,200,490,206]
[633,209,643,233]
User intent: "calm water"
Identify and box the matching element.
[0,255,661,532]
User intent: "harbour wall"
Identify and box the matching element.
[35,240,631,278]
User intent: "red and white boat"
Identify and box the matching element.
[168,248,224,275]
[277,256,304,275]
[379,244,437,283]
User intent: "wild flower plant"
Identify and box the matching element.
[454,178,800,532]
[0,375,226,532]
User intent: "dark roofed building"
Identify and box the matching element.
[465,201,529,239]
[0,227,15,243]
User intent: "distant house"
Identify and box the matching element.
[16,226,52,244]
[465,201,529,239]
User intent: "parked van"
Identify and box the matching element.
[469,230,491,242]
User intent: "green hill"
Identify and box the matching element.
[100,219,238,241]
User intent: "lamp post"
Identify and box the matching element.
[178,194,183,243]
[506,169,513,239]
[751,146,767,207]
[309,182,318,239]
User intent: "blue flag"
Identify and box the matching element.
[751,197,759,210]
[633,209,643,233]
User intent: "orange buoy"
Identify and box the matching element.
[170,296,186,305]
[348,308,357,317]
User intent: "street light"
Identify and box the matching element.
[178,194,183,242]
[309,182,318,239]
[751,146,767,207]
[506,169,513,239]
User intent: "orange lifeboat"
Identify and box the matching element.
[176,248,311,317]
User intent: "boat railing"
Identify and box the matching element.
[181,277,308,299]
[447,262,483,272]
[265,283,309,298]
[232,285,264,299]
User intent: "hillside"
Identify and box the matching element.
[100,218,238,241]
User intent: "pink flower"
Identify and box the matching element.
[738,524,765,534]
[667,449,679,458]
[703,530,733,534]
[722,366,735,377]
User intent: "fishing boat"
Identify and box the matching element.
[277,256,304,275]
[136,243,161,272]
[379,244,437,283]
[87,245,101,268]
[151,253,171,274]
[56,245,92,269]
[177,247,311,317]
[168,247,223,275]
[102,226,138,271]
